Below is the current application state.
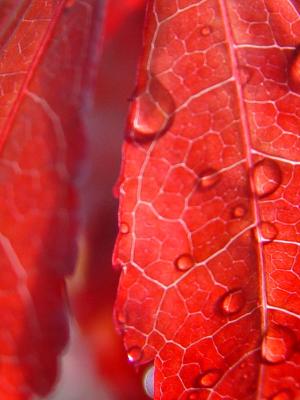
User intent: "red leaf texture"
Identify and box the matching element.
[113,1,300,399]
[0,1,102,399]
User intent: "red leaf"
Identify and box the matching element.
[114,1,300,399]
[0,1,102,398]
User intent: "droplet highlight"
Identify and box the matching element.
[120,222,129,234]
[221,289,245,315]
[200,25,212,36]
[253,159,281,197]
[232,205,246,218]
[175,254,195,271]
[143,365,154,398]
[127,346,143,363]
[199,169,220,189]
[187,392,199,400]
[130,77,175,139]
[262,325,296,364]
[196,369,221,388]
[271,390,292,400]
[260,221,278,241]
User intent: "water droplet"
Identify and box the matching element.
[196,369,221,388]
[260,221,278,241]
[120,222,129,234]
[199,169,220,189]
[253,159,281,198]
[200,25,212,36]
[127,346,143,363]
[262,325,296,364]
[143,365,154,398]
[175,254,195,271]
[232,205,246,218]
[271,390,292,400]
[130,77,175,139]
[221,289,245,315]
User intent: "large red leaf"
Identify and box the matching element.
[0,1,102,398]
[114,1,300,399]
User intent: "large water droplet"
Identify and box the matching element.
[196,369,221,388]
[120,222,129,234]
[253,159,281,197]
[260,221,278,241]
[143,365,154,398]
[232,205,246,218]
[199,169,220,189]
[127,346,143,363]
[175,254,195,271]
[271,390,292,400]
[221,289,245,315]
[262,325,296,364]
[200,26,212,36]
[130,77,175,140]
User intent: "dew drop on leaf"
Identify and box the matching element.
[130,77,175,139]
[200,25,212,36]
[175,254,195,271]
[260,221,278,241]
[199,169,220,189]
[262,325,296,364]
[270,390,292,400]
[232,205,246,218]
[127,346,143,363]
[120,222,129,234]
[253,159,281,197]
[196,369,221,388]
[221,289,245,315]
[143,365,154,398]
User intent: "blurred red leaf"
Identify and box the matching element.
[114,1,300,399]
[0,1,102,398]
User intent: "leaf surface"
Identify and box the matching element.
[114,1,300,399]
[0,1,102,398]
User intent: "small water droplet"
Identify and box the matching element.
[199,169,220,189]
[143,365,154,398]
[120,222,129,234]
[262,325,296,364]
[116,309,126,325]
[200,25,212,36]
[271,390,292,400]
[130,77,174,139]
[175,254,195,271]
[127,346,143,363]
[232,205,246,218]
[221,289,245,315]
[253,159,281,197]
[260,221,278,241]
[196,369,221,388]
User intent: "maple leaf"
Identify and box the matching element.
[0,1,103,398]
[113,1,300,399]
